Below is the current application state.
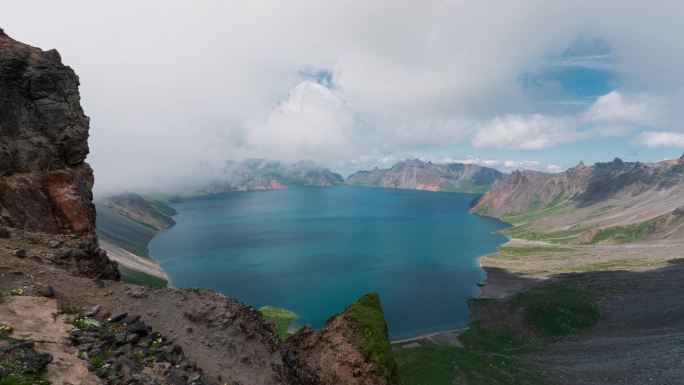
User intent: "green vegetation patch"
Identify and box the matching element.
[458,325,536,355]
[393,340,544,385]
[511,285,600,337]
[74,317,105,332]
[258,306,296,340]
[585,213,679,244]
[501,196,573,226]
[90,348,113,369]
[119,267,168,288]
[0,331,50,385]
[0,325,12,340]
[568,258,666,273]
[502,226,586,244]
[0,374,49,385]
[499,246,572,255]
[345,293,400,384]
[471,202,490,216]
[394,283,601,385]
[587,204,620,219]
[8,289,23,296]
[141,194,180,217]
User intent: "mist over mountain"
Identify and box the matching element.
[4,1,684,193]
[346,159,505,192]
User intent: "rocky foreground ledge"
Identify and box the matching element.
[0,252,399,385]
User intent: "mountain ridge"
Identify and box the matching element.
[472,155,684,244]
[203,159,344,194]
[346,159,505,193]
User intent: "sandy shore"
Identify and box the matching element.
[99,240,169,281]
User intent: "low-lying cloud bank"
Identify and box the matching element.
[2,0,683,193]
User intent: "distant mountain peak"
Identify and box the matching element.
[346,159,505,193]
[203,159,343,194]
[472,156,684,218]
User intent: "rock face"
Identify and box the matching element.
[472,156,684,243]
[473,157,684,218]
[346,159,505,193]
[204,159,344,193]
[291,293,400,385]
[0,29,118,279]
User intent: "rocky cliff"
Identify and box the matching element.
[346,159,505,193]
[204,159,344,193]
[472,155,684,243]
[291,293,400,385]
[0,28,117,279]
[0,30,399,385]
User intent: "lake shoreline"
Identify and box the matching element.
[108,186,509,339]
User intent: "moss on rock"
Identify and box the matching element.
[345,293,400,384]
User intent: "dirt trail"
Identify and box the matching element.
[0,296,100,385]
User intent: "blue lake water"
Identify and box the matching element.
[148,186,509,339]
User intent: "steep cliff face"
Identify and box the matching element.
[0,29,118,279]
[472,156,684,242]
[472,162,592,217]
[291,293,400,385]
[473,157,684,218]
[346,159,505,192]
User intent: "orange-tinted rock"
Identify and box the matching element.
[0,30,117,279]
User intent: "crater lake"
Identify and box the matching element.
[148,186,509,339]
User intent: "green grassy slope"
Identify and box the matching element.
[394,283,602,385]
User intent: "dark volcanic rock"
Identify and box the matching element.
[0,30,118,279]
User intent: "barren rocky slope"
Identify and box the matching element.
[100,193,175,231]
[346,159,504,192]
[0,29,399,385]
[473,156,684,237]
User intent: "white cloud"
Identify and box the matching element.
[245,81,356,164]
[471,91,667,151]
[436,156,500,166]
[546,163,563,172]
[638,131,684,148]
[504,160,541,169]
[472,114,571,150]
[1,1,683,191]
[583,91,662,126]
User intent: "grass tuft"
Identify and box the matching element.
[345,293,400,384]
[511,285,600,337]
[258,306,296,340]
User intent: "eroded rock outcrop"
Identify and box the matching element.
[0,29,118,279]
[291,293,400,385]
